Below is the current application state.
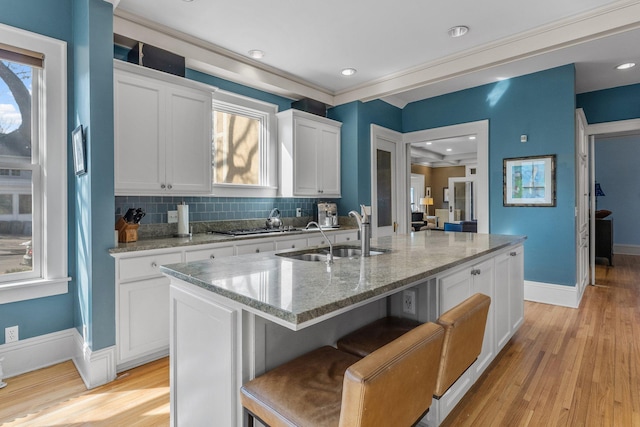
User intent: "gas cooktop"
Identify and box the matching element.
[210,227,300,236]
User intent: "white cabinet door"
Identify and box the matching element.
[318,124,341,196]
[470,258,495,377]
[494,252,511,351]
[165,86,212,194]
[508,246,525,333]
[293,118,320,196]
[114,71,165,193]
[114,62,213,196]
[119,277,170,363]
[278,109,342,197]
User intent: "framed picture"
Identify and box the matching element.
[443,187,449,203]
[426,186,432,198]
[72,125,86,175]
[503,154,556,206]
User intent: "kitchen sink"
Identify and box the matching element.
[276,245,388,262]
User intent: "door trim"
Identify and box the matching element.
[404,120,489,233]
[371,125,404,236]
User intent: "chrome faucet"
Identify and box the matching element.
[305,221,334,264]
[349,204,371,257]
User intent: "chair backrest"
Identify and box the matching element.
[434,293,491,397]
[339,322,444,427]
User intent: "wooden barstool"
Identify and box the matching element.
[337,293,491,397]
[240,321,445,427]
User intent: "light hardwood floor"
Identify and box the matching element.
[0,256,638,426]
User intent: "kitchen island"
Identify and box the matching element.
[161,231,526,427]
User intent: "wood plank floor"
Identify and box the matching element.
[0,255,637,426]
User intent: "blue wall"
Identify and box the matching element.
[577,83,640,124]
[403,65,577,286]
[328,100,403,214]
[595,135,640,247]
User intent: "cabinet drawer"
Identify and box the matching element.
[119,252,182,282]
[307,234,333,247]
[235,241,275,255]
[334,231,358,243]
[185,246,235,262]
[274,238,308,251]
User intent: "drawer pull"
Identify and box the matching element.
[321,240,325,245]
[510,252,517,257]
[255,249,260,253]
[291,244,296,248]
[345,237,351,241]
[471,268,481,275]
[167,184,173,190]
[210,254,215,259]
[151,262,158,268]
[160,184,166,189]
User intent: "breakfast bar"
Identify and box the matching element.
[161,231,526,427]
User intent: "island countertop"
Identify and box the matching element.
[160,231,526,330]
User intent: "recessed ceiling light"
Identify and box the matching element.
[341,68,357,76]
[615,62,636,70]
[182,0,194,2]
[469,136,476,140]
[426,142,432,145]
[448,26,469,38]
[446,148,453,152]
[248,49,265,59]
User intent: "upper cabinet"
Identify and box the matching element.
[114,61,213,196]
[277,109,341,197]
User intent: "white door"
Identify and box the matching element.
[576,109,589,290]
[371,126,402,237]
[448,176,476,223]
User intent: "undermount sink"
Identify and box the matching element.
[276,245,388,262]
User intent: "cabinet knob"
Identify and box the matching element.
[210,254,215,259]
[345,237,350,241]
[471,268,481,275]
[510,252,517,257]
[160,184,166,189]
[151,262,158,268]
[167,184,173,190]
[291,244,296,248]
[255,248,260,253]
[321,240,325,245]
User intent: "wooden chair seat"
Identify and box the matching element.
[337,293,491,398]
[240,322,445,427]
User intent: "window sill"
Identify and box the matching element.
[0,277,71,304]
[212,184,278,198]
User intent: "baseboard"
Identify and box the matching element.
[614,244,640,255]
[0,328,77,380]
[524,280,582,308]
[72,329,116,389]
[0,328,117,390]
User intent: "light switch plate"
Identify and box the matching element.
[168,210,178,223]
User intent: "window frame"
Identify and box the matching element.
[0,23,69,304]
[211,89,278,198]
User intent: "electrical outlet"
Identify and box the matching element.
[168,210,178,223]
[5,325,18,343]
[296,208,302,217]
[402,290,416,315]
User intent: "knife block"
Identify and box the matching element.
[116,217,139,243]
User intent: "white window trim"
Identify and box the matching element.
[0,23,69,303]
[211,89,278,198]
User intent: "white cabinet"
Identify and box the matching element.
[334,229,358,243]
[274,236,308,250]
[494,246,524,351]
[235,240,275,255]
[437,257,495,419]
[114,61,212,196]
[116,250,182,370]
[277,109,342,197]
[185,245,235,263]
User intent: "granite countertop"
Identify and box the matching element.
[160,231,526,330]
[109,226,357,254]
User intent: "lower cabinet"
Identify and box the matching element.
[113,229,360,371]
[425,244,523,426]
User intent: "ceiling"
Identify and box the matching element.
[113,0,640,109]
[111,0,640,167]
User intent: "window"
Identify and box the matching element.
[0,24,69,303]
[211,90,277,197]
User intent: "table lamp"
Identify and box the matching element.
[420,197,434,217]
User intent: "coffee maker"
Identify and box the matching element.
[317,202,338,228]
